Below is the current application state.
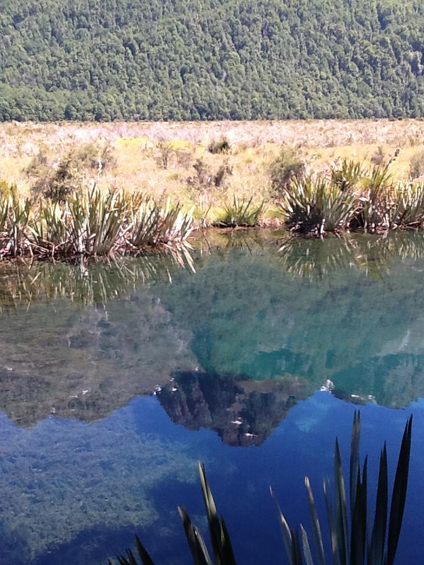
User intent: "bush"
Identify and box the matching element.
[187,159,232,191]
[371,146,387,167]
[213,162,232,187]
[75,143,117,173]
[32,152,80,202]
[216,196,264,227]
[0,189,194,258]
[31,144,116,202]
[409,149,424,180]
[279,177,357,234]
[208,138,231,154]
[25,150,49,178]
[330,159,366,191]
[269,147,305,195]
[154,141,174,169]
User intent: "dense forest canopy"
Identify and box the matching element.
[0,0,424,121]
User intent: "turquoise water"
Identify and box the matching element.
[1,232,424,564]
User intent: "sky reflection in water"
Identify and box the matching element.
[1,232,424,564]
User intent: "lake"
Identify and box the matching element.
[1,230,424,565]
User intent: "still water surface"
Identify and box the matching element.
[1,231,424,564]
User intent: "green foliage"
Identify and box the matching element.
[1,1,424,120]
[387,184,424,229]
[356,166,394,232]
[270,147,305,194]
[330,160,366,192]
[130,200,194,248]
[217,196,264,227]
[273,412,412,565]
[0,189,194,258]
[208,138,231,154]
[279,178,357,234]
[275,163,424,235]
[113,413,412,565]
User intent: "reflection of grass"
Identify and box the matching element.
[278,232,424,282]
[0,249,192,309]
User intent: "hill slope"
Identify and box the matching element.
[0,0,424,121]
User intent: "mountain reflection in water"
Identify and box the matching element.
[2,232,424,564]
[1,233,424,430]
[157,371,303,446]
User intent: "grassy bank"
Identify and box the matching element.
[3,120,424,247]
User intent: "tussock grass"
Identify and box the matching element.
[2,120,424,232]
[278,159,424,235]
[0,187,193,259]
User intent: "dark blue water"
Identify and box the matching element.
[1,232,424,564]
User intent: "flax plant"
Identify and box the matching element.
[112,413,412,565]
[217,196,264,227]
[386,183,424,230]
[280,178,357,234]
[0,188,194,259]
[130,199,194,248]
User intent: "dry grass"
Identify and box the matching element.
[1,119,424,222]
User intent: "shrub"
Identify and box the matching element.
[25,150,49,178]
[409,149,424,180]
[208,138,231,154]
[175,148,193,169]
[31,144,116,202]
[213,162,232,187]
[75,143,117,173]
[371,146,387,167]
[330,159,366,191]
[130,199,194,247]
[279,178,357,234]
[386,183,424,230]
[0,189,195,259]
[187,158,212,191]
[269,147,305,195]
[186,159,231,191]
[355,165,394,232]
[216,196,264,227]
[32,152,81,202]
[154,141,174,169]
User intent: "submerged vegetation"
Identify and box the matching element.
[113,413,413,565]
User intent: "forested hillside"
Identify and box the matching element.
[0,0,424,121]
